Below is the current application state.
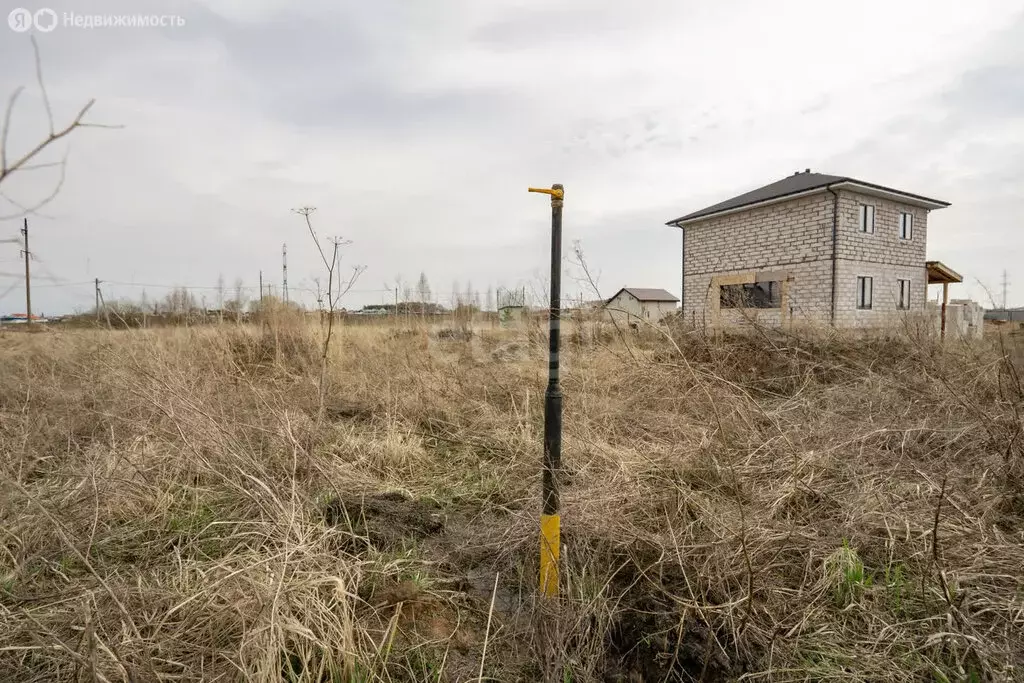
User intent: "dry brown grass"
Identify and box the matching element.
[0,318,1022,682]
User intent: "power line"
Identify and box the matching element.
[0,272,63,281]
[98,281,400,295]
[29,252,69,286]
[30,280,93,288]
[3,275,572,303]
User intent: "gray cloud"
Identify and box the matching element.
[822,10,1024,301]
[0,0,1021,315]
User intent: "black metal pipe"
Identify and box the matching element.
[543,184,563,517]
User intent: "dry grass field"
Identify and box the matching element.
[1,316,1022,682]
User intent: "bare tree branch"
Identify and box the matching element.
[5,160,64,172]
[0,86,25,174]
[973,277,1000,310]
[0,99,96,183]
[0,36,118,218]
[293,207,330,271]
[32,36,55,137]
[0,146,67,220]
[570,239,638,361]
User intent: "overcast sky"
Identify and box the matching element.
[1,0,1022,314]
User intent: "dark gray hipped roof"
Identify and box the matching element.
[609,287,679,303]
[666,171,950,225]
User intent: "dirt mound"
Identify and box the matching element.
[490,341,529,362]
[322,491,444,549]
[601,560,736,682]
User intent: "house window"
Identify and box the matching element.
[858,205,875,233]
[897,279,911,309]
[720,281,781,309]
[856,276,873,310]
[899,212,913,240]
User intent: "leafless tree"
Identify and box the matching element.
[451,279,462,308]
[293,206,365,418]
[417,272,431,304]
[1,36,114,220]
[226,277,247,316]
[163,287,197,316]
[216,273,225,322]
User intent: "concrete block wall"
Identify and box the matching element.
[682,193,834,325]
[833,189,930,327]
[833,260,927,327]
[683,259,833,327]
[683,193,834,274]
[926,299,984,339]
[680,187,936,329]
[835,190,928,266]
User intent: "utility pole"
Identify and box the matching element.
[95,278,101,321]
[282,244,289,303]
[1002,269,1009,309]
[528,183,564,599]
[21,218,31,327]
[97,286,109,328]
[259,270,264,302]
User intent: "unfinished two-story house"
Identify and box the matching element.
[665,170,961,329]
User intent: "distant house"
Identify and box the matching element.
[357,305,391,316]
[0,312,45,324]
[665,170,966,331]
[604,288,678,324]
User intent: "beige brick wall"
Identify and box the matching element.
[833,190,930,327]
[683,260,832,328]
[682,192,834,325]
[835,190,928,266]
[680,188,934,328]
[833,260,927,327]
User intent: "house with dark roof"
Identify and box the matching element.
[665,170,962,330]
[603,287,678,324]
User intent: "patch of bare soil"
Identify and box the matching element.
[322,491,444,549]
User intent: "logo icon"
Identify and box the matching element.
[8,7,32,32]
[33,8,57,32]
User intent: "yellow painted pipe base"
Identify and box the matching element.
[539,513,560,597]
